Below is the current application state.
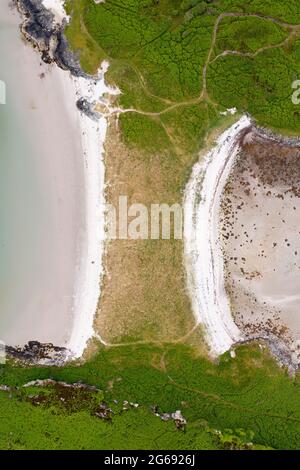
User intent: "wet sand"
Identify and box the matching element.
[220,127,300,364]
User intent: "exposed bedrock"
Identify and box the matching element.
[14,0,85,76]
[5,341,70,365]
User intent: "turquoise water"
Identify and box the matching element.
[0,3,85,347]
[0,7,43,337]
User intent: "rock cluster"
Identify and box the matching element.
[5,341,70,365]
[23,379,100,392]
[14,0,85,76]
[151,406,187,430]
[76,97,101,121]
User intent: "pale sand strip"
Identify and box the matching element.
[184,116,251,356]
[41,1,114,358]
[42,0,69,22]
[66,70,107,359]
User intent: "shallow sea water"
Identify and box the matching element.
[0,2,85,347]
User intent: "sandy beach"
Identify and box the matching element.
[184,117,251,356]
[66,68,108,358]
[0,0,110,358]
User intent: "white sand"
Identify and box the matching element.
[41,0,116,358]
[66,70,109,358]
[0,0,116,358]
[42,0,69,23]
[184,116,251,356]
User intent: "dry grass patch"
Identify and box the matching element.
[94,117,195,344]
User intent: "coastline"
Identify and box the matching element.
[63,68,107,359]
[184,114,300,369]
[10,0,112,361]
[31,0,112,359]
[184,116,251,356]
[220,125,300,369]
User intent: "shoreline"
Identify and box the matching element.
[184,115,300,370]
[184,116,251,356]
[220,125,300,370]
[10,0,112,361]
[64,67,107,359]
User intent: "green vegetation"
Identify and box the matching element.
[4,0,300,450]
[160,102,214,155]
[180,0,201,11]
[1,342,300,449]
[65,0,300,141]
[120,113,170,151]
[82,3,214,101]
[207,44,300,133]
[0,391,216,450]
[64,0,106,73]
[217,0,300,24]
[182,2,208,22]
[214,16,288,55]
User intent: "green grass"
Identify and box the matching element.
[64,0,106,73]
[65,0,300,145]
[1,342,300,449]
[160,102,215,154]
[217,0,300,24]
[214,16,288,55]
[207,43,300,133]
[0,392,217,450]
[67,0,216,102]
[120,113,170,151]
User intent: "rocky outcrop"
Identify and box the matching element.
[22,378,100,391]
[76,97,101,121]
[14,1,103,121]
[14,0,86,77]
[151,406,187,430]
[93,401,113,421]
[0,378,100,392]
[5,341,70,366]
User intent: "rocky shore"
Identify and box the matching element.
[5,341,70,365]
[255,125,300,148]
[14,0,83,75]
[14,0,101,120]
